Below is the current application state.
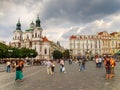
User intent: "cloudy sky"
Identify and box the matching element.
[0,0,120,49]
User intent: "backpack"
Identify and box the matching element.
[111,59,116,67]
[105,60,111,68]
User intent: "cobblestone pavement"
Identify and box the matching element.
[0,61,120,90]
[0,64,6,71]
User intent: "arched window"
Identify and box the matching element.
[44,48,47,54]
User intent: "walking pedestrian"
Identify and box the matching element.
[69,58,73,64]
[45,60,52,75]
[51,60,55,74]
[95,56,99,68]
[80,58,86,71]
[77,54,82,66]
[98,56,102,68]
[6,61,11,73]
[15,60,24,81]
[104,56,111,80]
[12,61,16,72]
[60,59,66,73]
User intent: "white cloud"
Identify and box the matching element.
[0,12,4,18]
[74,13,120,35]
[43,28,69,48]
[1,0,120,49]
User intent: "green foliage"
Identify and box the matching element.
[113,50,120,59]
[52,50,63,59]
[0,43,9,58]
[29,49,38,58]
[62,49,70,59]
[17,47,38,58]
[0,42,38,59]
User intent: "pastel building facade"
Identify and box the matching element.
[69,31,120,57]
[11,16,64,60]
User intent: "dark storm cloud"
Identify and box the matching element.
[42,0,120,25]
[62,27,80,39]
[0,0,120,48]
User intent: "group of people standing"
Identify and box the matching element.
[103,55,116,80]
[6,60,24,81]
[77,56,86,71]
[5,54,116,82]
[95,56,103,68]
[45,60,55,75]
[6,61,16,72]
[43,55,117,81]
[45,59,66,75]
[95,55,116,80]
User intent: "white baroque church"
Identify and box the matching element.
[11,16,64,60]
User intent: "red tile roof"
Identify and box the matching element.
[110,32,117,36]
[98,32,103,35]
[42,36,49,42]
[70,35,76,39]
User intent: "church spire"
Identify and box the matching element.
[16,18,21,30]
[36,15,41,27]
[30,21,35,28]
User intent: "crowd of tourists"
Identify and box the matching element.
[94,55,116,80]
[2,54,117,83]
[44,59,66,75]
[6,60,24,82]
[103,55,116,80]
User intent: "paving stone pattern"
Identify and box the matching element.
[0,61,120,90]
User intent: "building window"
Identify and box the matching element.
[44,48,47,54]
[30,41,32,47]
[35,33,37,37]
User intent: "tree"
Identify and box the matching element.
[0,43,9,59]
[27,49,38,58]
[63,49,70,59]
[19,47,38,59]
[52,50,63,60]
[0,42,38,59]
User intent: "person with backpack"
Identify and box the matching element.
[104,56,112,80]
